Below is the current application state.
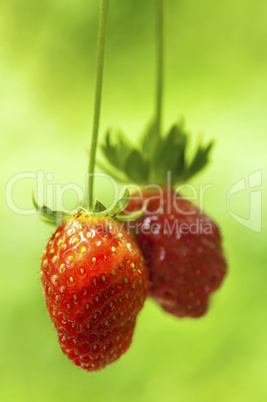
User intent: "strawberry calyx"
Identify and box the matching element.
[99,119,214,186]
[33,186,148,226]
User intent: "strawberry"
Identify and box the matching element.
[123,188,227,318]
[34,1,150,372]
[39,213,148,371]
[100,122,228,318]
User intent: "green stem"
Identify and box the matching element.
[88,0,109,210]
[155,0,165,137]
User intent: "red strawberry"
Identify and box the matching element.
[40,214,149,371]
[100,122,227,317]
[123,188,227,318]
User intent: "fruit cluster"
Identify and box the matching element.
[38,179,227,372]
[36,0,227,373]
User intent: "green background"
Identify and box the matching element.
[1,1,266,401]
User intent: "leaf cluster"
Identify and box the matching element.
[33,187,147,226]
[100,121,214,186]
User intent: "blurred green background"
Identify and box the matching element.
[1,0,266,401]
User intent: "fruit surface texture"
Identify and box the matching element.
[124,189,227,318]
[40,215,148,371]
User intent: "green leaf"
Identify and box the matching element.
[96,160,129,183]
[118,131,132,158]
[108,187,130,216]
[117,199,149,222]
[92,199,107,213]
[167,124,187,180]
[102,130,119,168]
[99,120,215,186]
[183,139,214,180]
[32,193,71,226]
[101,128,132,171]
[152,123,187,183]
[89,188,130,219]
[141,120,158,157]
[125,149,150,183]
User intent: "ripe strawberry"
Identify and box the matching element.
[123,189,227,318]
[40,214,148,371]
[100,122,228,318]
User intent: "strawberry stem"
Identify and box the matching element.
[88,0,109,210]
[155,0,165,138]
